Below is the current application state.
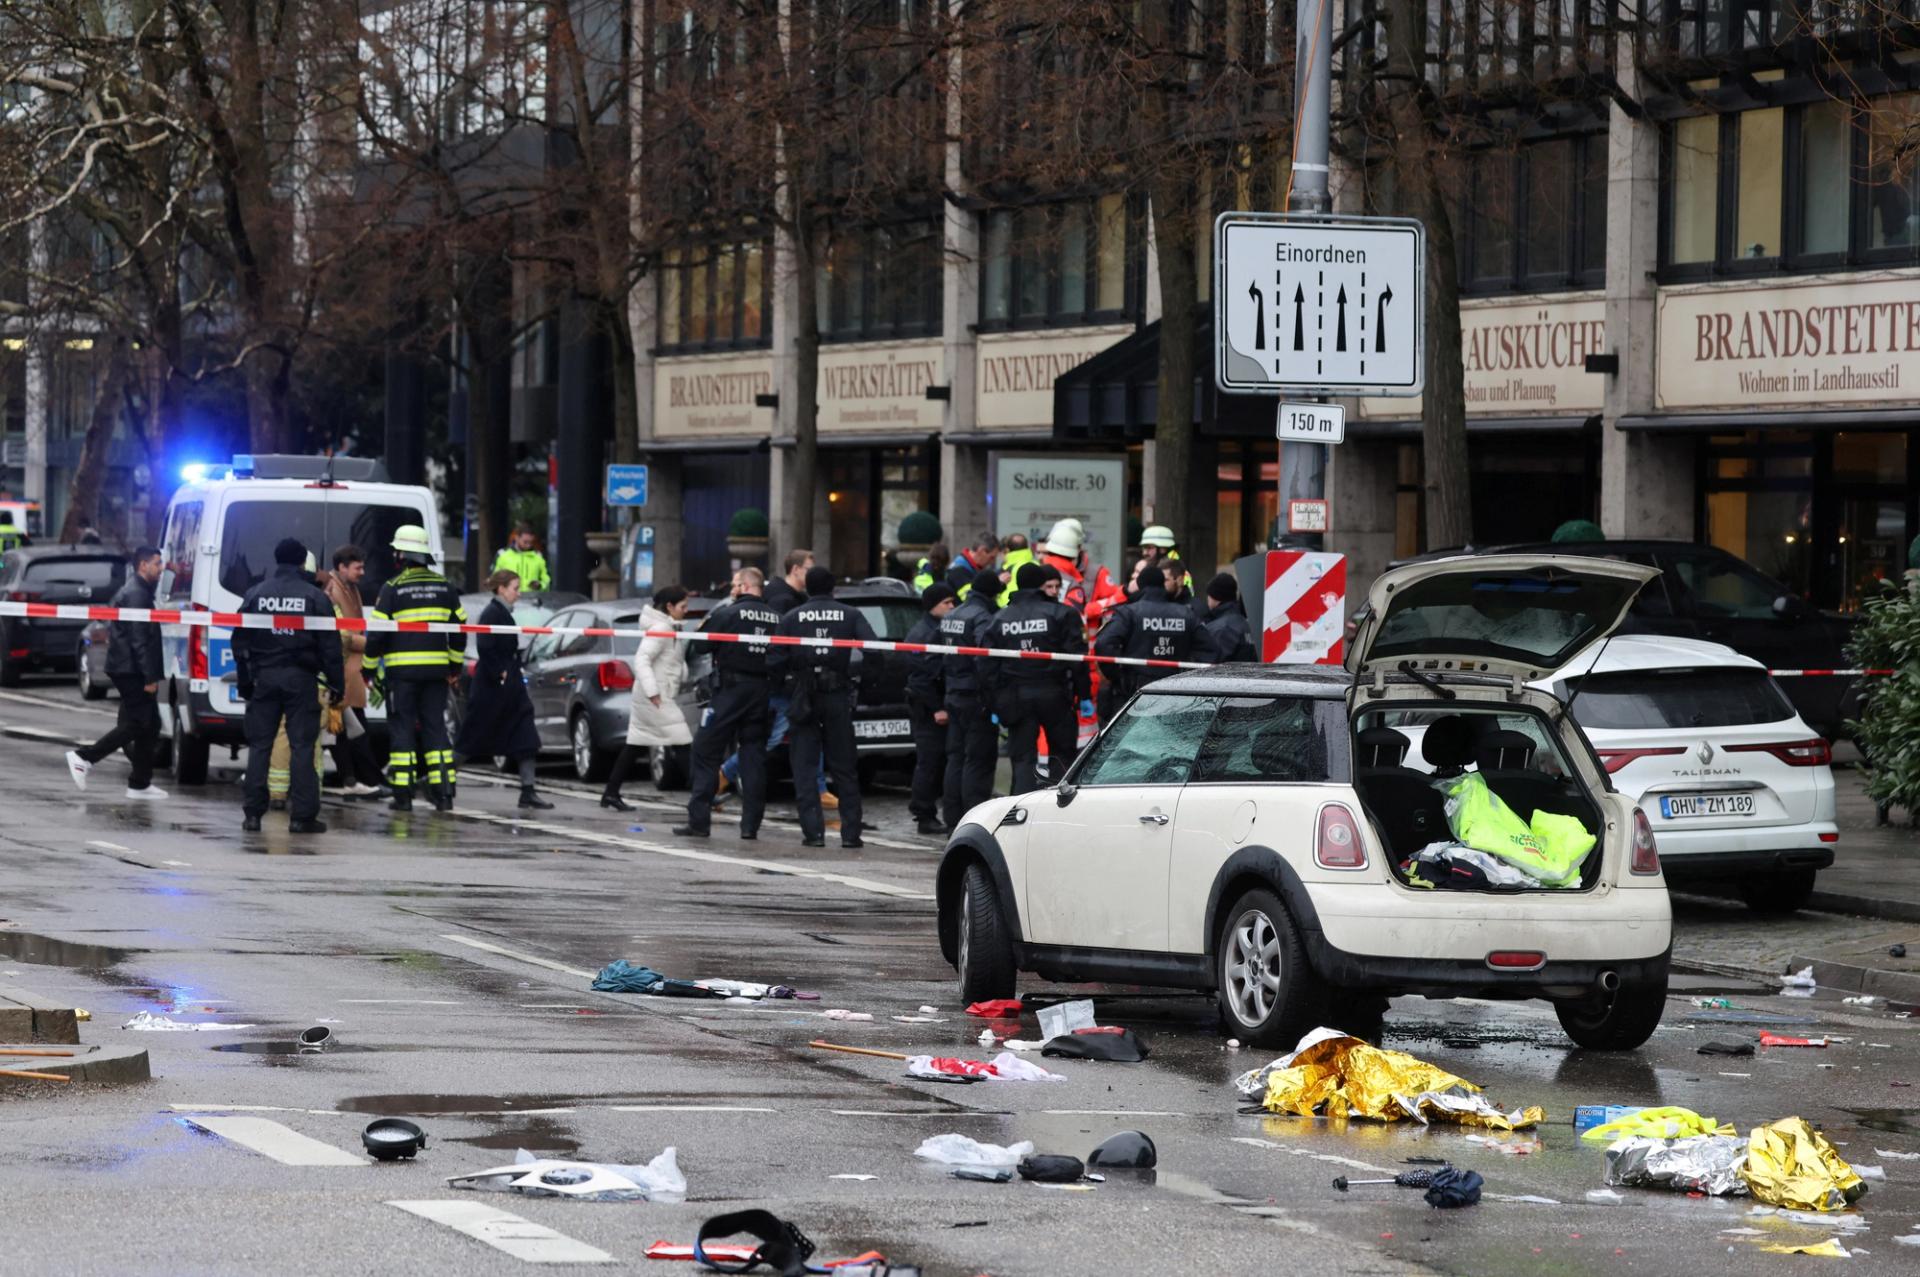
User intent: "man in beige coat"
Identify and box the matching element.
[324,545,385,797]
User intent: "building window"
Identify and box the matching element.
[979,195,1140,330]
[1455,134,1608,294]
[656,240,772,353]
[817,221,941,342]
[1663,87,1920,273]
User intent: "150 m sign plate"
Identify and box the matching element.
[1215,213,1425,397]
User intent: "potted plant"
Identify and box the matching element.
[727,507,769,561]
[892,510,943,569]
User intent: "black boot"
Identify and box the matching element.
[670,824,709,838]
[600,792,632,812]
[289,819,328,835]
[518,788,554,810]
[430,788,453,813]
[242,814,262,832]
[390,790,413,812]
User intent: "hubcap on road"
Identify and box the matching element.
[1225,910,1281,1025]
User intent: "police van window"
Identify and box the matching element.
[1074,693,1220,787]
[217,500,425,599]
[24,557,123,589]
[160,501,202,603]
[1190,696,1335,784]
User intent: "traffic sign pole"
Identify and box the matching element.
[1286,0,1334,548]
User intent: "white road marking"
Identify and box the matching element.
[181,1115,368,1165]
[161,859,192,867]
[1043,1109,1188,1117]
[456,811,934,900]
[608,1105,777,1114]
[0,689,113,715]
[86,840,131,851]
[1231,1136,1395,1175]
[2,724,89,741]
[172,1104,345,1115]
[832,1109,1002,1118]
[338,999,465,1005]
[438,934,598,980]
[388,1200,614,1264]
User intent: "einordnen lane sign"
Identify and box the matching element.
[1215,213,1425,397]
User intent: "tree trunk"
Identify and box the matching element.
[142,343,180,546]
[605,298,639,465]
[1384,0,1472,551]
[789,221,820,553]
[59,339,134,544]
[1148,172,1198,558]
[243,345,296,454]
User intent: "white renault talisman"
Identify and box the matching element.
[1544,635,1837,915]
[935,555,1674,1050]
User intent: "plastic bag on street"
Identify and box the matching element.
[1604,1134,1749,1196]
[1580,1106,1735,1144]
[448,1147,685,1202]
[914,1134,1034,1169]
[1247,1027,1543,1130]
[1741,1117,1867,1213]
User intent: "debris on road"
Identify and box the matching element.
[1780,965,1816,990]
[1742,1117,1867,1212]
[1585,1189,1624,1204]
[1332,1167,1450,1192]
[903,1052,1064,1083]
[808,1040,906,1061]
[121,1012,255,1031]
[1086,1130,1156,1170]
[1422,1167,1483,1209]
[1604,1134,1748,1195]
[1759,1238,1851,1258]
[820,1010,873,1022]
[1237,1028,1543,1130]
[965,999,1023,1018]
[1842,995,1881,1006]
[298,1026,334,1050]
[915,1134,1034,1169]
[1697,1041,1756,1056]
[1017,1155,1085,1183]
[1758,1031,1828,1048]
[448,1147,685,1202]
[1040,1027,1150,1063]
[1035,998,1096,1041]
[1580,1107,1735,1144]
[361,1118,427,1161]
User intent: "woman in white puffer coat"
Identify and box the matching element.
[600,585,693,810]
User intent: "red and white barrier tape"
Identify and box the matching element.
[0,599,1209,672]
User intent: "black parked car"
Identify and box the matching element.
[1374,540,1861,739]
[0,545,128,685]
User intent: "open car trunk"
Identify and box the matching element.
[1351,702,1607,892]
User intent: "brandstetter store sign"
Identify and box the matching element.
[1657,271,1920,411]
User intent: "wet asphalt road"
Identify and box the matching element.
[2,680,1919,1276]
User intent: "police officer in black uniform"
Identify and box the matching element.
[903,583,957,835]
[1094,564,1220,720]
[983,562,1088,794]
[771,566,876,849]
[233,537,345,833]
[674,566,784,840]
[939,568,1001,826]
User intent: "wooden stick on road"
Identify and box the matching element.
[0,1068,70,1082]
[0,1049,75,1058]
[808,1040,909,1061]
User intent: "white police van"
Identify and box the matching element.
[155,455,444,783]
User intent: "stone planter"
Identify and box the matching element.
[728,535,769,562]
[893,543,932,570]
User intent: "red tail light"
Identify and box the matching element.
[6,589,41,602]
[1486,950,1546,970]
[188,604,208,681]
[1726,738,1832,767]
[1596,746,1685,774]
[596,659,634,692]
[1630,807,1661,875]
[7,647,27,660]
[1314,802,1368,870]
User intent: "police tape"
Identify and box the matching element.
[0,599,1213,672]
[2,600,1891,677]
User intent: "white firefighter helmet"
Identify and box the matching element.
[1044,519,1084,556]
[390,524,434,557]
[1140,524,1177,549]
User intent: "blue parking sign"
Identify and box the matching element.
[605,464,648,507]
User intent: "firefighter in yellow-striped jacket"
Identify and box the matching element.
[365,525,466,813]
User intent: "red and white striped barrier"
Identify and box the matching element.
[0,599,1210,673]
[1262,549,1345,665]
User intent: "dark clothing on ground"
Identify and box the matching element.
[104,576,161,682]
[454,598,540,762]
[1199,598,1255,664]
[79,676,159,790]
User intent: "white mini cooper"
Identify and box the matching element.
[935,555,1674,1050]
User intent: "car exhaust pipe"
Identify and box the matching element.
[1597,970,1621,994]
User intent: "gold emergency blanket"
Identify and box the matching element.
[1740,1117,1867,1213]
[1252,1028,1545,1131]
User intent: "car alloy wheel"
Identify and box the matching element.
[957,891,973,975]
[571,714,595,781]
[77,651,93,698]
[1224,909,1283,1027]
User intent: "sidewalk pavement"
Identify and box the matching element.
[1784,765,1920,1000]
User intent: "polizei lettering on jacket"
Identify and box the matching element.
[1000,619,1050,635]
[737,607,782,628]
[793,606,843,625]
[256,597,311,613]
[1139,616,1187,632]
